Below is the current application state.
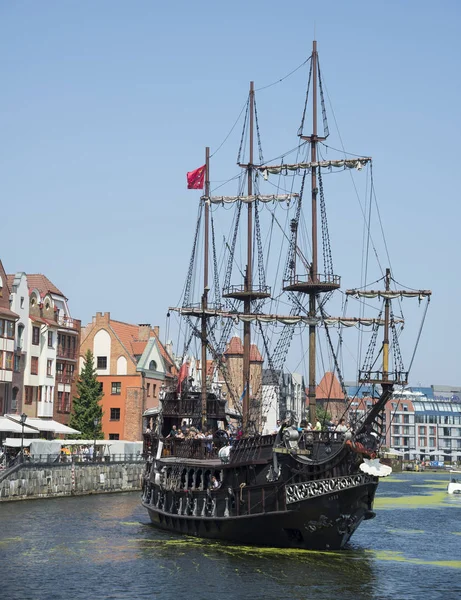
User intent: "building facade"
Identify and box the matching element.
[0,261,19,414]
[80,313,176,441]
[261,370,306,434]
[4,272,81,423]
[347,384,461,464]
[223,336,264,429]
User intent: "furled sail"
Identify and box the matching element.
[171,308,402,328]
[252,157,372,178]
[201,193,298,205]
[323,317,404,328]
[346,290,432,300]
[171,306,319,325]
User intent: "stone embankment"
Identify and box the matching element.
[0,461,144,502]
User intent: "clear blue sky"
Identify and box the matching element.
[1,1,459,386]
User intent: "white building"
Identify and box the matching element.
[0,261,19,415]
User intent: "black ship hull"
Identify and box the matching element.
[142,463,378,551]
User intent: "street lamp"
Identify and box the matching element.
[20,413,27,461]
[93,418,99,462]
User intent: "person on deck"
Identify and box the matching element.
[167,425,178,438]
[336,418,348,433]
[272,420,281,434]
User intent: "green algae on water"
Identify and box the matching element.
[387,528,425,535]
[369,549,461,570]
[0,536,22,546]
[374,489,455,509]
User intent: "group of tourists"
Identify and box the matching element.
[273,416,350,435]
[166,422,215,441]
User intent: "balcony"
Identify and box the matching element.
[57,346,77,360]
[57,316,81,331]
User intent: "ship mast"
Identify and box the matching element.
[298,40,328,425]
[200,147,210,432]
[242,82,255,430]
[308,41,319,425]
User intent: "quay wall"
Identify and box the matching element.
[0,462,144,502]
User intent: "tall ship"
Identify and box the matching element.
[142,41,431,550]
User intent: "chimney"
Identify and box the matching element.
[138,323,151,341]
[153,325,160,338]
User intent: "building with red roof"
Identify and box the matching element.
[222,336,264,427]
[3,269,81,425]
[80,313,176,441]
[315,371,347,421]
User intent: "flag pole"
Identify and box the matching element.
[201,147,210,432]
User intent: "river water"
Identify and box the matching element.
[0,473,460,600]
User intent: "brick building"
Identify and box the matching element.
[80,313,176,441]
[222,336,264,427]
[315,372,347,421]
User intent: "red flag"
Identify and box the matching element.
[177,360,189,393]
[187,165,205,189]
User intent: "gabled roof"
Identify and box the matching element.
[110,320,149,362]
[224,337,263,362]
[250,344,263,363]
[316,372,345,401]
[107,319,176,373]
[155,338,176,373]
[25,274,65,298]
[225,336,244,355]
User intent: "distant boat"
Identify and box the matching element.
[141,40,431,550]
[447,474,461,495]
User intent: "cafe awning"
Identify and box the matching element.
[0,416,37,434]
[3,438,33,448]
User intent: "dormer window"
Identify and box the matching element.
[149,360,157,371]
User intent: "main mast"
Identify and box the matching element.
[308,41,319,425]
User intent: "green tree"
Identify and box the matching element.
[70,349,104,439]
[316,405,332,427]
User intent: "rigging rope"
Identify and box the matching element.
[318,168,334,277]
[406,298,430,375]
[317,58,330,139]
[255,56,311,92]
